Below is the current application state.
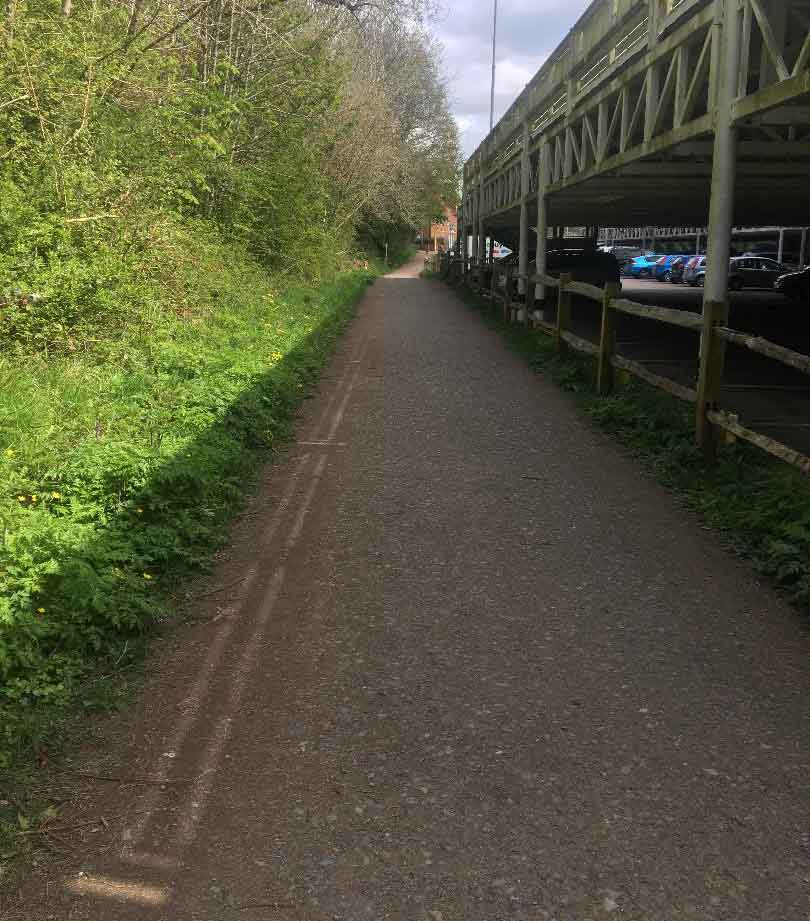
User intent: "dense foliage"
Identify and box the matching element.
[0,0,459,301]
[0,0,459,767]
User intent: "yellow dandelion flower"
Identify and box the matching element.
[136,507,144,514]
[37,607,45,614]
[30,494,37,502]
[17,495,25,502]
[4,448,14,457]
[51,491,61,500]
[143,573,153,580]
[271,350,283,361]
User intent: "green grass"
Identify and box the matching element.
[0,224,414,861]
[461,286,810,614]
[0,234,381,785]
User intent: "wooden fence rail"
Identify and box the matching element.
[715,328,810,376]
[609,298,704,331]
[529,272,560,288]
[442,252,810,476]
[566,280,604,301]
[707,410,810,475]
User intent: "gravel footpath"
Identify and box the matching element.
[7,256,810,920]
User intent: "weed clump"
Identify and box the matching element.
[0,226,377,770]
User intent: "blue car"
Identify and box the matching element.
[652,254,691,282]
[626,255,660,279]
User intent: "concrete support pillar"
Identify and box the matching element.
[698,0,741,451]
[534,141,549,306]
[647,0,660,48]
[518,122,530,296]
[703,0,740,304]
[477,181,485,284]
[800,227,808,268]
[644,0,661,142]
[471,185,480,268]
[777,228,785,264]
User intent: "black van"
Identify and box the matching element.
[542,249,622,288]
[496,248,621,296]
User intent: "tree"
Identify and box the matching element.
[0,0,459,285]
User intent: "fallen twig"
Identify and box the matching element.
[16,818,107,836]
[193,576,247,599]
[50,764,191,786]
[231,904,294,912]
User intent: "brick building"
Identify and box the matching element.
[423,207,457,253]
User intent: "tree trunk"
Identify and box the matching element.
[127,0,145,35]
[5,0,18,40]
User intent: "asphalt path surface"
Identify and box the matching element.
[7,257,810,921]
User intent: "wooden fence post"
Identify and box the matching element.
[554,273,571,350]
[525,274,536,327]
[504,265,513,320]
[597,282,620,394]
[695,298,730,457]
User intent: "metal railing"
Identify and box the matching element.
[530,93,569,139]
[576,16,649,94]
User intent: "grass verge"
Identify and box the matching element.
[0,237,390,858]
[459,285,810,614]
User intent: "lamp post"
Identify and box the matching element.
[489,0,498,131]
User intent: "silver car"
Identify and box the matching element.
[683,255,706,286]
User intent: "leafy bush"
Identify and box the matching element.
[0,0,450,774]
[0,225,373,767]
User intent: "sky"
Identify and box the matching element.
[432,0,591,159]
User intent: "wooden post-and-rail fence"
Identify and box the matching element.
[439,253,810,476]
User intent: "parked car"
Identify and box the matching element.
[653,254,690,282]
[668,256,689,284]
[686,255,785,290]
[728,255,785,290]
[599,245,643,273]
[743,250,798,270]
[683,256,706,286]
[626,255,660,279]
[775,265,810,301]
